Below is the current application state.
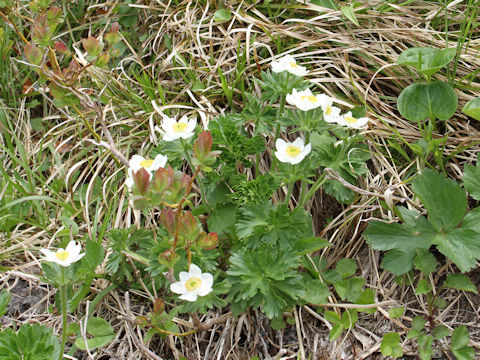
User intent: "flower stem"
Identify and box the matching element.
[299,173,327,207]
[59,267,68,360]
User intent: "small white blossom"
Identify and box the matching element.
[337,111,369,129]
[170,264,213,302]
[160,115,196,141]
[271,55,309,77]
[125,154,167,188]
[275,137,312,165]
[286,88,323,111]
[40,241,85,267]
[319,96,342,123]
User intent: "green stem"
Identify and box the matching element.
[59,267,68,360]
[299,173,327,207]
[283,181,295,206]
[271,75,289,170]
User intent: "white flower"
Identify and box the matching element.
[271,55,309,77]
[286,88,324,111]
[40,241,85,267]
[275,137,312,165]
[337,111,369,129]
[125,154,168,188]
[170,263,213,302]
[319,95,342,123]
[160,115,196,141]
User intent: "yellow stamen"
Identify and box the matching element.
[185,276,202,291]
[289,62,298,68]
[140,159,154,168]
[285,145,301,157]
[172,122,188,132]
[345,116,358,124]
[55,251,69,261]
[301,95,317,103]
[325,105,332,115]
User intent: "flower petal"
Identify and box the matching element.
[179,271,190,283]
[200,273,213,289]
[275,138,288,152]
[170,281,187,294]
[188,263,202,277]
[292,137,305,148]
[129,155,145,172]
[151,154,168,171]
[179,292,198,302]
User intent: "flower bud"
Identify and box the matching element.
[153,298,165,314]
[197,232,218,250]
[81,36,103,61]
[132,167,151,195]
[160,209,176,235]
[178,211,198,238]
[54,41,68,55]
[24,43,43,65]
[158,249,179,267]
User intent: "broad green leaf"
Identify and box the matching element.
[411,169,466,232]
[381,333,403,357]
[452,346,476,360]
[381,249,416,275]
[270,317,286,330]
[363,216,435,253]
[418,332,433,360]
[324,310,341,324]
[329,324,343,340]
[207,203,237,235]
[462,97,480,121]
[302,280,330,304]
[451,326,470,350]
[311,0,337,10]
[15,323,61,359]
[463,163,480,200]
[415,279,431,295]
[433,228,480,272]
[412,316,427,331]
[433,297,446,309]
[334,277,365,302]
[413,249,437,275]
[388,307,404,318]
[356,289,377,314]
[335,258,357,278]
[397,47,456,76]
[0,290,10,317]
[444,274,478,294]
[407,329,421,339]
[397,81,458,122]
[213,9,231,22]
[340,309,358,328]
[293,237,330,255]
[461,207,480,232]
[432,325,449,339]
[75,317,115,350]
[341,4,359,26]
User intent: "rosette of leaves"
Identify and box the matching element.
[255,71,306,104]
[313,133,370,203]
[239,94,277,135]
[226,245,304,319]
[228,173,279,206]
[235,201,313,249]
[364,169,480,274]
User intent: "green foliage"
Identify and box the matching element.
[451,326,475,360]
[239,94,277,135]
[74,317,115,350]
[397,81,458,122]
[228,174,279,206]
[0,323,61,359]
[0,289,10,317]
[388,306,404,319]
[226,245,304,319]
[462,97,480,121]
[213,9,232,22]
[381,332,403,357]
[397,47,456,76]
[443,274,478,294]
[324,309,358,340]
[463,159,480,201]
[301,279,330,305]
[235,202,313,249]
[256,71,306,103]
[365,169,480,273]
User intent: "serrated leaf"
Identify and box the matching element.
[452,346,476,360]
[335,258,357,278]
[381,333,403,357]
[381,249,416,275]
[413,249,437,275]
[397,47,456,76]
[397,81,458,122]
[462,96,480,121]
[340,4,359,26]
[356,289,377,314]
[415,279,431,294]
[444,274,478,294]
[463,163,480,200]
[207,203,237,235]
[418,332,433,360]
[433,228,480,272]
[302,280,330,304]
[451,326,470,350]
[213,9,231,22]
[389,306,404,318]
[432,325,449,339]
[329,324,343,340]
[412,316,427,331]
[411,169,466,232]
[334,277,365,302]
[407,329,421,339]
[293,237,330,255]
[75,317,115,350]
[0,290,10,317]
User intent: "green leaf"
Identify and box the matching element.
[356,289,377,314]
[413,249,437,275]
[462,96,480,121]
[329,324,343,340]
[293,237,330,255]
[432,325,450,339]
[302,280,330,304]
[451,326,470,351]
[433,228,480,272]
[415,279,431,295]
[452,346,476,360]
[0,290,10,317]
[412,316,427,331]
[270,317,286,330]
[12,323,61,359]
[411,169,466,232]
[397,81,458,122]
[463,163,480,201]
[381,333,403,357]
[213,9,231,22]
[407,329,421,339]
[388,306,404,319]
[334,277,365,302]
[207,203,237,236]
[340,4,359,26]
[397,47,456,76]
[381,249,416,275]
[335,258,357,278]
[311,0,337,9]
[444,274,478,294]
[418,332,433,360]
[75,317,115,350]
[82,240,105,271]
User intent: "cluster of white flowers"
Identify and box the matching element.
[125,154,168,188]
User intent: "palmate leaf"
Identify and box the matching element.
[463,162,480,200]
[433,228,480,273]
